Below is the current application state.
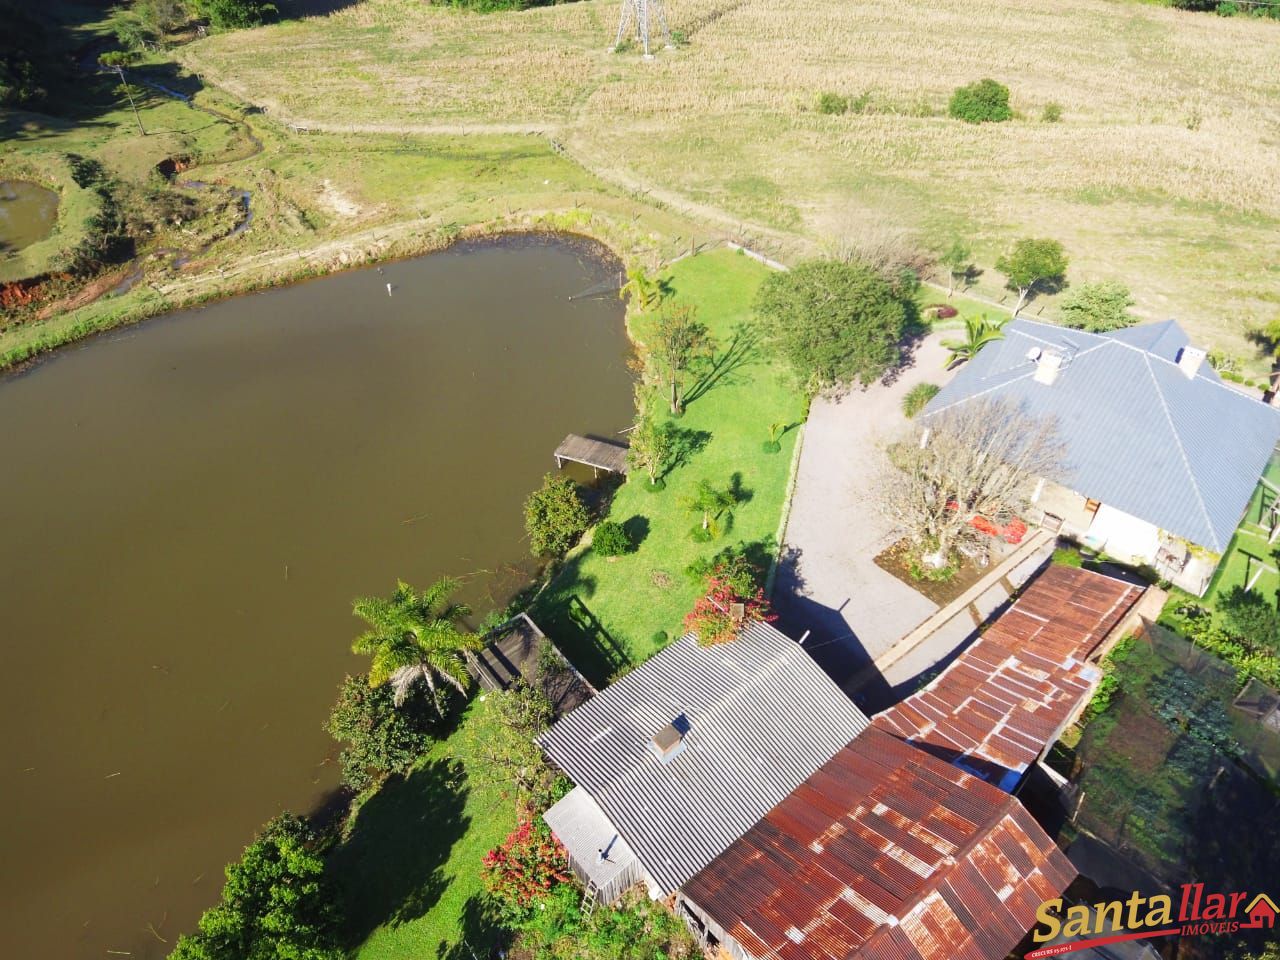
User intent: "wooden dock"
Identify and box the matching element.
[554,434,629,475]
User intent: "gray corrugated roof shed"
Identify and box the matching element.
[537,621,870,895]
[923,318,1280,551]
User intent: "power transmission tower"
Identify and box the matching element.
[612,0,674,59]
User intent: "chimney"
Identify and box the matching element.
[1033,349,1064,386]
[649,717,689,763]
[1177,346,1207,379]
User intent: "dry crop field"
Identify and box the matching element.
[186,0,1280,359]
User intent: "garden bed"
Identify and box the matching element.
[871,537,990,606]
[1069,625,1280,900]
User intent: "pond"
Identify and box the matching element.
[0,179,59,260]
[0,236,633,959]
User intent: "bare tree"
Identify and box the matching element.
[875,397,1065,569]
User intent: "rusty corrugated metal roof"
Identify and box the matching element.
[873,565,1142,789]
[681,728,1075,960]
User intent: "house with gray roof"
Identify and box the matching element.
[923,318,1280,594]
[538,620,870,903]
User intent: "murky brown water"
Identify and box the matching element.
[0,180,59,260]
[0,236,632,959]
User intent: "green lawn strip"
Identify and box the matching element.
[533,249,805,681]
[331,699,516,960]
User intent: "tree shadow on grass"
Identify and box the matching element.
[622,514,651,550]
[531,574,629,687]
[683,323,760,407]
[328,758,470,949]
[437,894,509,960]
[663,425,712,478]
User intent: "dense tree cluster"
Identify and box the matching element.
[325,675,439,792]
[169,815,341,960]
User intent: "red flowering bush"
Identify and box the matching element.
[683,564,776,647]
[482,819,572,921]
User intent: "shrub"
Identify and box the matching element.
[482,820,572,924]
[512,886,698,960]
[683,563,775,646]
[1059,280,1137,332]
[592,520,633,557]
[325,674,438,792]
[948,79,1012,124]
[1219,586,1280,653]
[1042,101,1064,123]
[901,383,940,419]
[815,91,849,115]
[524,474,589,557]
[925,303,959,319]
[651,629,669,646]
[193,0,276,29]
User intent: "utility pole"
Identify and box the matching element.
[115,65,146,136]
[100,53,146,136]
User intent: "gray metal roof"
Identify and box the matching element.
[543,786,643,900]
[537,622,870,895]
[923,318,1280,551]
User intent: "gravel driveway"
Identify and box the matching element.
[775,333,957,690]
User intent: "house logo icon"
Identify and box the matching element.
[1242,894,1278,930]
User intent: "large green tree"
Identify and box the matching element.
[524,473,589,556]
[169,815,341,960]
[753,259,909,390]
[996,238,1069,316]
[351,578,479,713]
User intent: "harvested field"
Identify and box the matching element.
[184,0,1280,363]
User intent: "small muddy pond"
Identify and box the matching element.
[0,236,633,959]
[0,179,59,257]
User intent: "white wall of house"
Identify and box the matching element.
[1086,503,1162,564]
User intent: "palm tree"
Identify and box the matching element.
[681,479,738,538]
[942,313,1007,369]
[351,578,481,714]
[618,263,661,312]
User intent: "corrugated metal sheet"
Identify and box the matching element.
[922,317,1280,551]
[874,565,1141,788]
[538,621,870,894]
[681,728,1075,960]
[543,786,646,904]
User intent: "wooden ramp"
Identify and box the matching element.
[554,434,629,475]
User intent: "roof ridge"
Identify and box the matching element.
[1140,352,1221,550]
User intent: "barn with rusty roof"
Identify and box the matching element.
[874,564,1142,790]
[678,726,1076,960]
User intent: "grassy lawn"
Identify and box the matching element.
[533,248,805,681]
[183,0,1280,365]
[329,699,516,960]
